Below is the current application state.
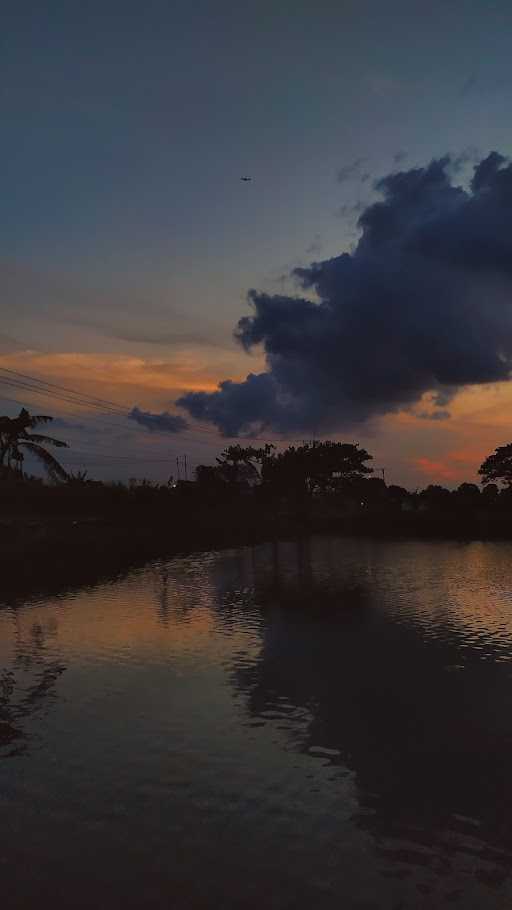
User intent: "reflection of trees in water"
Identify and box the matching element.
[0,610,65,756]
[232,539,512,885]
[156,565,170,626]
[151,550,259,627]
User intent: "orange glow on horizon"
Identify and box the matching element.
[0,348,257,409]
[2,347,512,487]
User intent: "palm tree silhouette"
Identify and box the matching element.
[0,408,68,480]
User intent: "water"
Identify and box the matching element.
[2,537,512,908]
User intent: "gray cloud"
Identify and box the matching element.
[62,313,228,349]
[1,261,227,351]
[111,328,227,348]
[0,333,25,354]
[177,152,512,437]
[129,407,188,433]
[306,235,323,255]
[336,200,365,219]
[337,158,370,184]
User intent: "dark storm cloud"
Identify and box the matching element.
[176,373,277,438]
[177,152,512,437]
[129,407,188,433]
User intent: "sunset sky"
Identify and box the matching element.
[4,1,512,487]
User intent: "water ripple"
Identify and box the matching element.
[2,538,512,908]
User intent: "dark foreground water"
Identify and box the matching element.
[2,538,512,909]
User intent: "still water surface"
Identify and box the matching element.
[2,537,512,908]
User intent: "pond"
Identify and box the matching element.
[2,537,512,908]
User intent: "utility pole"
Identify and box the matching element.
[175,455,188,481]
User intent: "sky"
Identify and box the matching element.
[3,0,512,487]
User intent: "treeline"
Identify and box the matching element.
[2,435,512,520]
[7,412,512,593]
[5,432,512,594]
[4,405,512,523]
[194,441,508,510]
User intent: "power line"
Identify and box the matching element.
[0,393,217,466]
[0,384,203,477]
[0,366,130,413]
[0,391,135,435]
[0,364,321,451]
[0,366,283,443]
[0,367,128,412]
[0,374,127,417]
[0,367,282,442]
[0,391,210,472]
[0,365,345,448]
[0,368,222,441]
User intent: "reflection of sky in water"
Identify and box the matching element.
[2,538,512,907]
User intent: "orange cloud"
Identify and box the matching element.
[377,382,512,486]
[2,344,512,488]
[0,347,259,412]
[414,445,490,485]
[414,457,461,483]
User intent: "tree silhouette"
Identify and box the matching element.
[479,444,512,487]
[195,441,372,501]
[0,408,68,481]
[216,444,275,485]
[419,484,451,509]
[261,441,373,498]
[482,482,499,502]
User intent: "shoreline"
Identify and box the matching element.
[2,508,512,604]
